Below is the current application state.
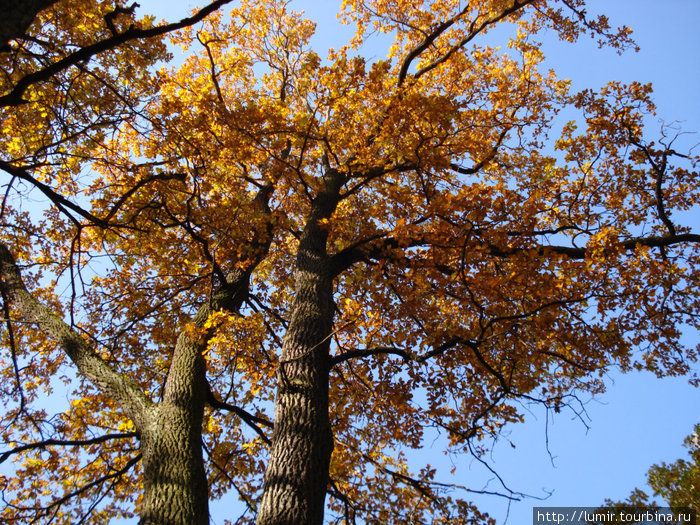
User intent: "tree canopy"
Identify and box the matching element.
[0,0,698,523]
[601,422,700,517]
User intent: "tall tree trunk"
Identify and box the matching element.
[138,272,252,524]
[256,264,335,524]
[257,172,343,524]
[138,333,209,525]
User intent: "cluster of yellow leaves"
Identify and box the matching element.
[1,0,167,174]
[1,388,140,523]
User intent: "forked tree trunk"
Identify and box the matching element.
[0,241,211,523]
[2,208,262,525]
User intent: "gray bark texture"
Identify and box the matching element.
[138,333,210,524]
[0,242,254,525]
[256,171,344,524]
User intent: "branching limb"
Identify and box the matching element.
[104,3,139,37]
[557,0,638,50]
[398,0,535,86]
[198,34,229,112]
[484,233,700,260]
[330,232,429,277]
[331,346,410,366]
[450,127,510,176]
[202,442,257,515]
[0,242,153,428]
[626,132,680,237]
[206,386,272,445]
[327,478,359,525]
[396,1,472,87]
[0,0,236,107]
[0,159,186,229]
[0,160,108,226]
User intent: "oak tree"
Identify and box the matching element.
[1,0,698,523]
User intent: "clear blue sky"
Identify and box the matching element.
[144,1,700,523]
[465,2,700,522]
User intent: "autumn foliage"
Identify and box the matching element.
[0,0,698,523]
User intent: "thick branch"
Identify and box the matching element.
[330,232,429,276]
[627,133,678,236]
[331,338,466,367]
[0,160,108,226]
[335,229,699,279]
[331,346,411,366]
[0,0,57,52]
[0,243,153,428]
[397,3,472,86]
[104,172,186,223]
[0,0,235,107]
[511,233,700,259]
[160,178,277,412]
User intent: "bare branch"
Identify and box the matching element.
[0,160,108,226]
[0,432,138,464]
[331,346,411,366]
[627,132,678,236]
[206,387,272,445]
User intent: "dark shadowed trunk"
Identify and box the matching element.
[257,171,344,524]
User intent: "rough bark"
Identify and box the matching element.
[138,336,209,525]
[0,242,252,525]
[257,171,344,524]
[138,269,253,524]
